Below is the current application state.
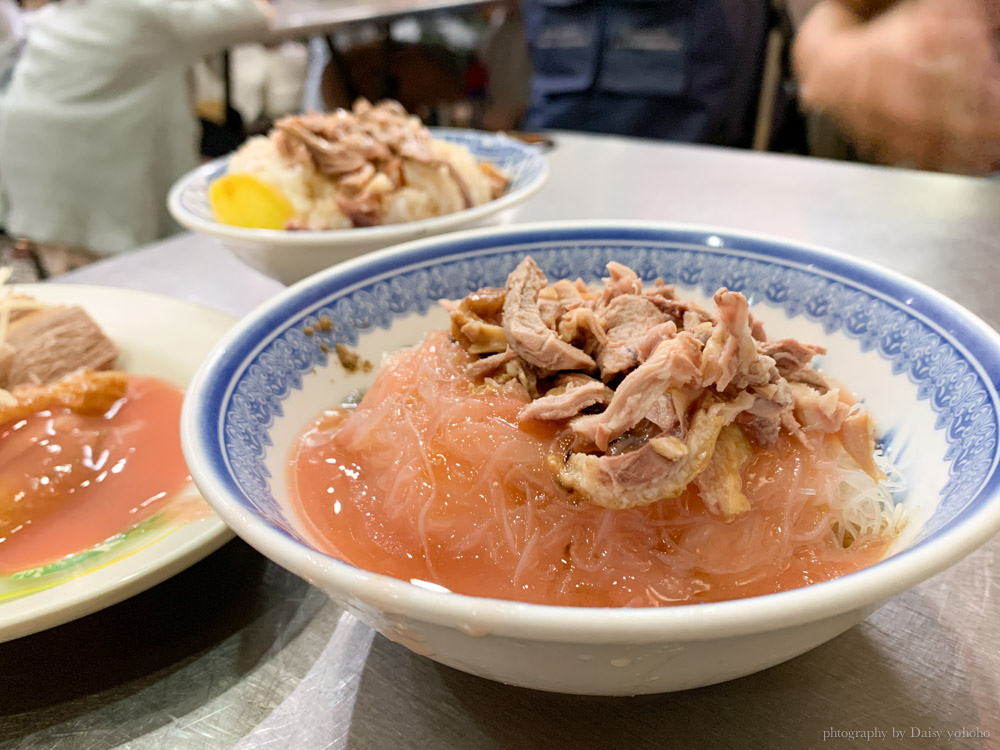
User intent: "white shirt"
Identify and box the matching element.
[0,0,26,90]
[0,0,24,46]
[0,0,270,254]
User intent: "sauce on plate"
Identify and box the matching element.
[0,375,190,573]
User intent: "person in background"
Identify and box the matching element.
[478,1,532,132]
[0,0,272,261]
[793,0,1000,174]
[519,0,771,147]
[0,0,26,94]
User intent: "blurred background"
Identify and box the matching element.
[1,0,997,278]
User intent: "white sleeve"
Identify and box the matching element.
[0,0,25,45]
[142,0,272,59]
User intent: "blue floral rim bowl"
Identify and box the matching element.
[167,128,548,284]
[181,221,1000,695]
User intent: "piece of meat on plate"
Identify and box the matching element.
[0,305,120,389]
[0,369,128,425]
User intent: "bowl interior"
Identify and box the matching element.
[192,224,1000,598]
[172,128,547,233]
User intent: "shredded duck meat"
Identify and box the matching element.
[271,99,509,227]
[443,257,881,512]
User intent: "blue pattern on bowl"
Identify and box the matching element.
[196,226,1000,560]
[176,128,548,225]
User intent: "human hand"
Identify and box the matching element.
[794,0,1000,174]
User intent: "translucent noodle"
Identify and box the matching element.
[289,332,905,608]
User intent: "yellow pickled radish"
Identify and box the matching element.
[209,174,295,229]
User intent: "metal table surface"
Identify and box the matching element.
[3,134,1000,749]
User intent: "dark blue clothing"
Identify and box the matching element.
[522,0,770,146]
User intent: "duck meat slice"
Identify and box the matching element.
[760,338,825,378]
[596,295,668,379]
[701,289,777,391]
[519,374,612,423]
[502,257,595,372]
[572,332,703,451]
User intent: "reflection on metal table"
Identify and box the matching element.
[3,133,1000,749]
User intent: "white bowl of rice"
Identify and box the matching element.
[168,102,548,285]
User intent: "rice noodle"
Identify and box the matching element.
[828,451,907,547]
[289,331,905,608]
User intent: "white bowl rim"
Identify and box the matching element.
[167,128,549,247]
[181,219,1000,645]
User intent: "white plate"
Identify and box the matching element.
[0,285,236,643]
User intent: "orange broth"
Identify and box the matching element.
[0,375,190,573]
[289,332,889,607]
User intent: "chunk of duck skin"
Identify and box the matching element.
[554,392,754,510]
[449,298,507,355]
[694,423,753,517]
[0,369,128,424]
[839,411,885,480]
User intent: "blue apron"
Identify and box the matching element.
[522,0,769,146]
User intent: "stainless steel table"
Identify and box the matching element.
[3,134,1000,749]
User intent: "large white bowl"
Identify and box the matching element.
[168,128,548,284]
[181,222,1000,695]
